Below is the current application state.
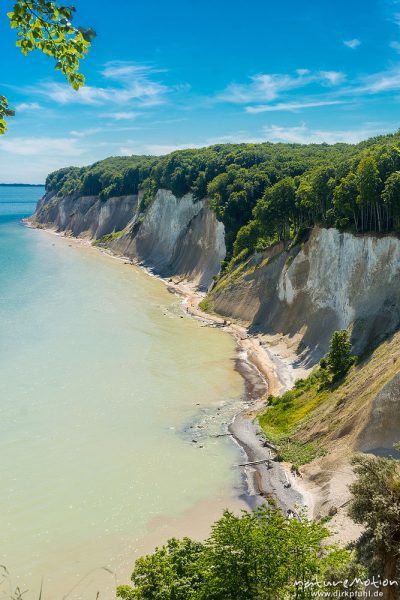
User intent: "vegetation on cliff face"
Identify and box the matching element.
[45,131,400,258]
[320,330,354,382]
[258,329,397,470]
[258,327,400,482]
[259,364,335,468]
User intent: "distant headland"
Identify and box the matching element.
[0,183,44,187]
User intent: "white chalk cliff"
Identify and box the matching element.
[33,191,400,360]
[33,189,226,291]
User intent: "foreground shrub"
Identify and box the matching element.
[117,504,362,599]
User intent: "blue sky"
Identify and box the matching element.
[1,0,400,182]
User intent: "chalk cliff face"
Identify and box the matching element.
[109,189,226,291]
[34,192,139,240]
[210,228,400,361]
[33,193,400,360]
[32,189,226,291]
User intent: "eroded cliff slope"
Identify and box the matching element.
[266,328,400,520]
[206,227,400,362]
[34,191,139,240]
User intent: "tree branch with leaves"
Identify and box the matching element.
[1,0,95,134]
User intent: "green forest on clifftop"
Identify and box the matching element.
[45,131,400,260]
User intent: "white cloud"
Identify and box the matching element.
[35,79,167,106]
[245,100,345,113]
[218,65,400,114]
[357,68,400,93]
[0,135,111,183]
[218,72,312,104]
[69,127,103,137]
[217,70,345,109]
[222,65,400,115]
[119,146,135,156]
[116,141,199,156]
[262,123,385,144]
[102,62,151,80]
[0,136,83,157]
[107,112,139,120]
[390,40,400,51]
[344,39,361,49]
[206,122,394,146]
[393,12,400,25]
[319,71,346,85]
[142,143,198,155]
[15,102,41,112]
[33,82,109,105]
[28,63,169,109]
[206,132,265,145]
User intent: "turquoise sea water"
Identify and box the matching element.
[0,187,245,598]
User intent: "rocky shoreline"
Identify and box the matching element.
[162,276,311,515]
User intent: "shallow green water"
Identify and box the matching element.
[0,187,244,597]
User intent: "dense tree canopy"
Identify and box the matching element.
[1,1,95,134]
[46,130,400,259]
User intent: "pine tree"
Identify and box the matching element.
[325,330,354,381]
